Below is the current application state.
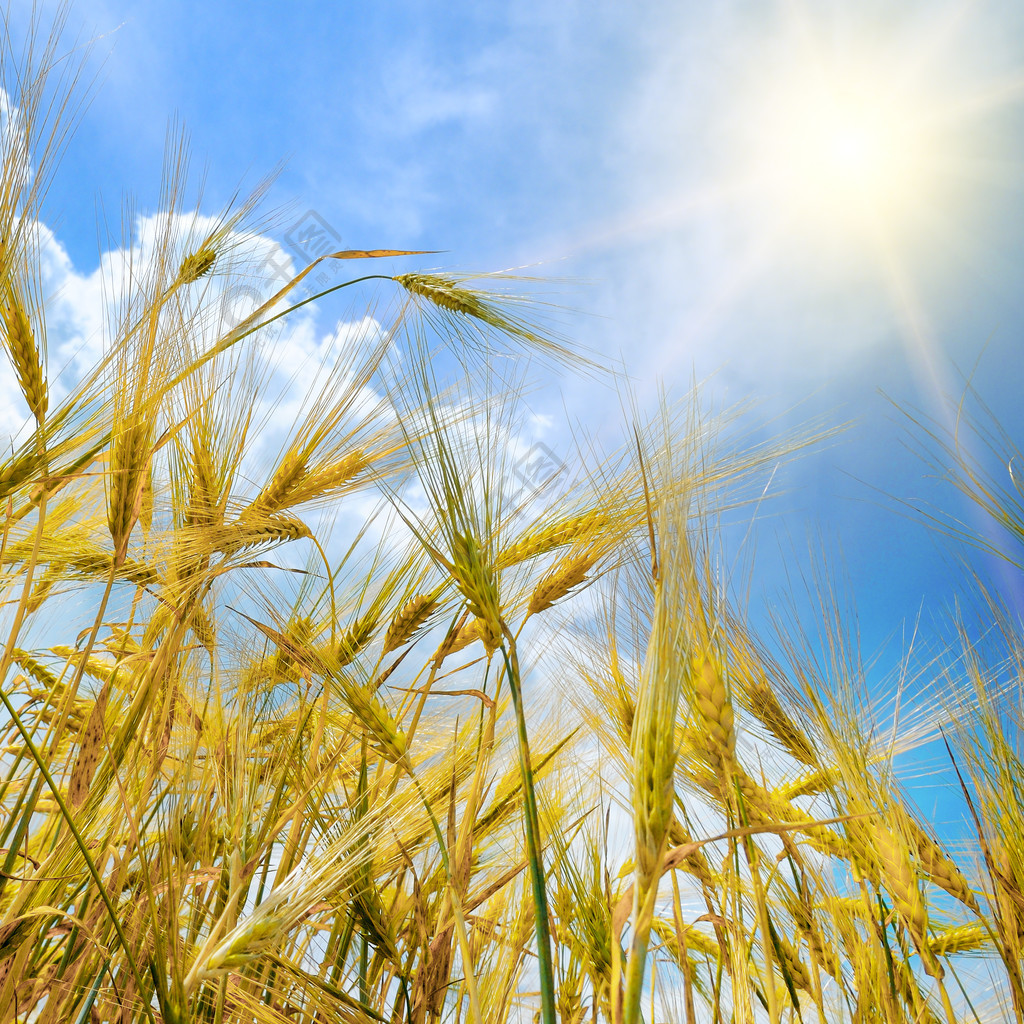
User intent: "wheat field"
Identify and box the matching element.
[1,14,1023,1024]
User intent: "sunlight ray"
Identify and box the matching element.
[926,74,1024,124]
[545,178,749,261]
[656,230,781,376]
[872,224,1024,612]
[871,223,952,420]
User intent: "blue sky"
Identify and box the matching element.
[11,1,1024,682]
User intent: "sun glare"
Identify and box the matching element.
[740,61,934,243]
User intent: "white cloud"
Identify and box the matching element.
[1,211,394,468]
[369,50,496,136]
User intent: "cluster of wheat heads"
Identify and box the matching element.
[4,14,1024,1024]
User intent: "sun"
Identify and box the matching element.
[737,56,936,245]
[822,112,895,188]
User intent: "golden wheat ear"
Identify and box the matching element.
[393,270,605,375]
[2,291,47,425]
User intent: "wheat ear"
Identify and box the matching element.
[625,597,686,1024]
[245,451,308,518]
[3,293,47,425]
[872,822,944,979]
[497,511,610,569]
[107,423,152,566]
[175,245,216,285]
[383,592,438,654]
[450,531,502,651]
[217,516,311,556]
[528,545,600,616]
[693,654,735,767]
[394,273,485,317]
